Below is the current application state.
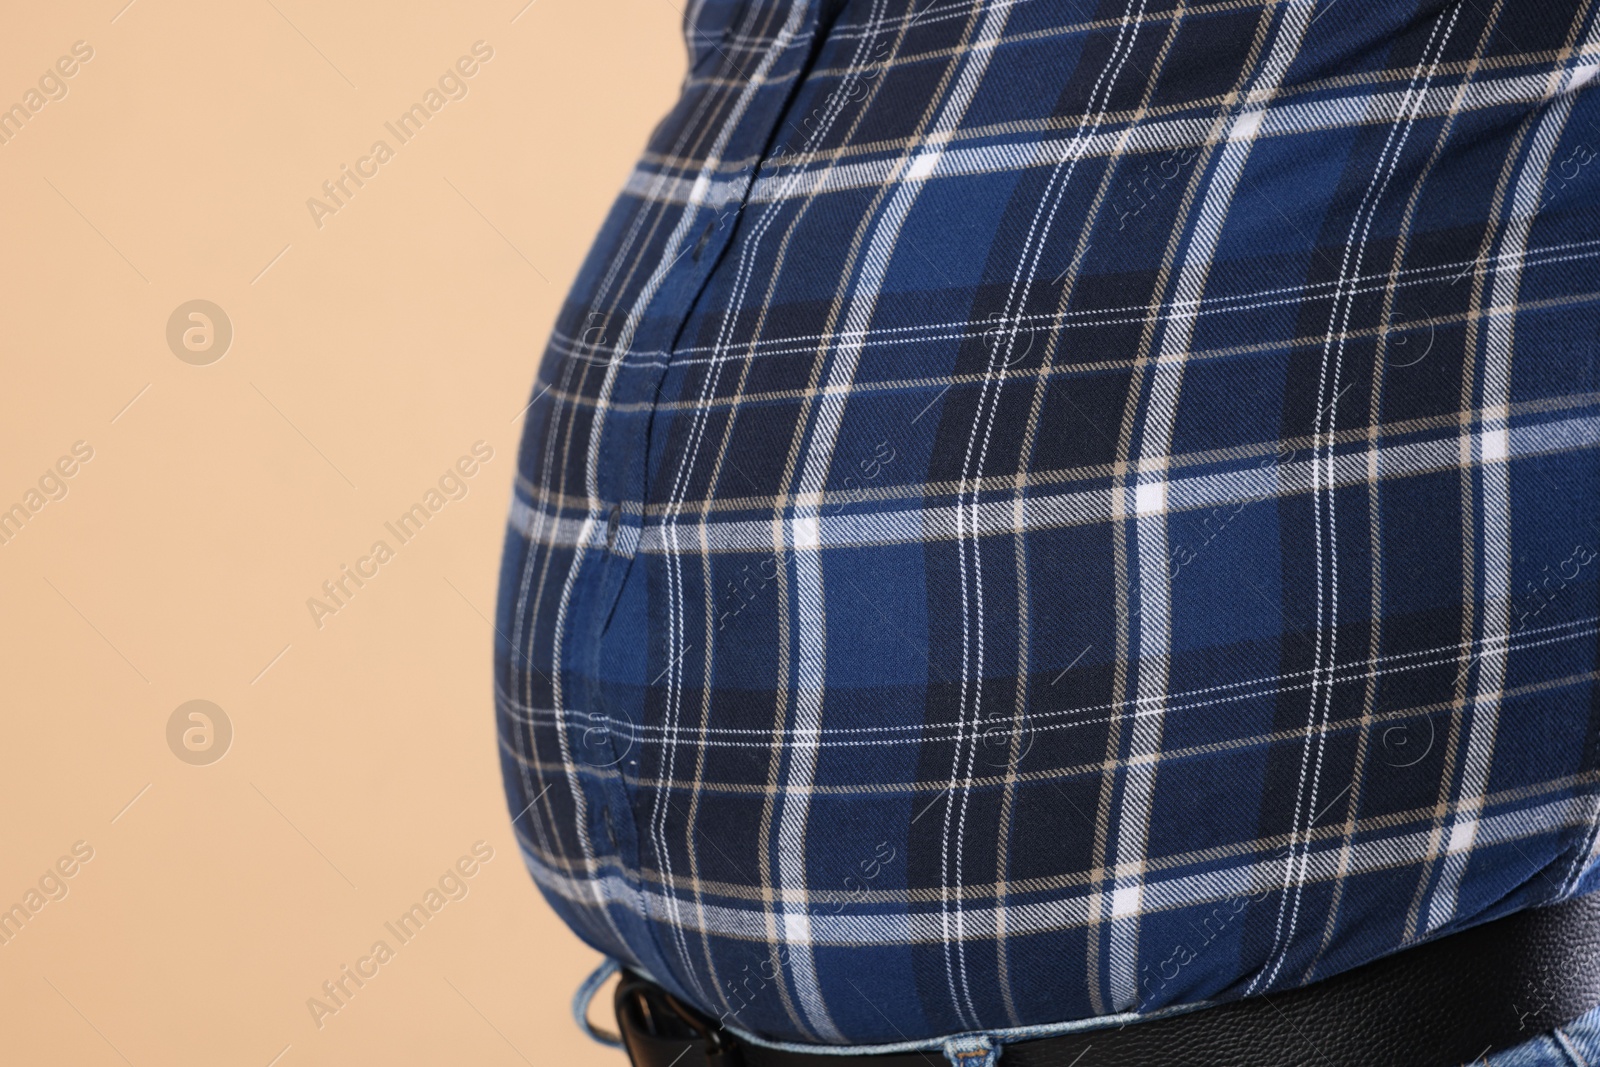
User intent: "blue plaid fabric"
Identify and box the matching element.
[496,0,1600,1050]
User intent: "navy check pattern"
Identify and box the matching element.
[496,0,1600,1048]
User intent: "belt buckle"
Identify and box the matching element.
[615,970,744,1067]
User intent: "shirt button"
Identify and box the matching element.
[604,503,622,551]
[690,218,716,261]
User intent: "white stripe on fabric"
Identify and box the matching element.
[775,0,1017,1038]
[619,62,1600,208]
[497,615,1600,750]
[1108,0,1317,1011]
[516,790,1600,945]
[546,238,1600,371]
[508,413,1600,555]
[543,0,812,998]
[1252,5,1460,994]
[653,0,896,1032]
[939,0,1152,1026]
[1425,14,1600,933]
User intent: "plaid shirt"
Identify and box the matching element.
[496,0,1600,1050]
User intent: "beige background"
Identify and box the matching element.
[0,2,684,1063]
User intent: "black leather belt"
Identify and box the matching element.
[614,892,1600,1067]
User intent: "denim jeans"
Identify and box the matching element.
[1487,1004,1600,1066]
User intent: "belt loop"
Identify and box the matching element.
[942,1033,1001,1067]
[573,957,624,1047]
